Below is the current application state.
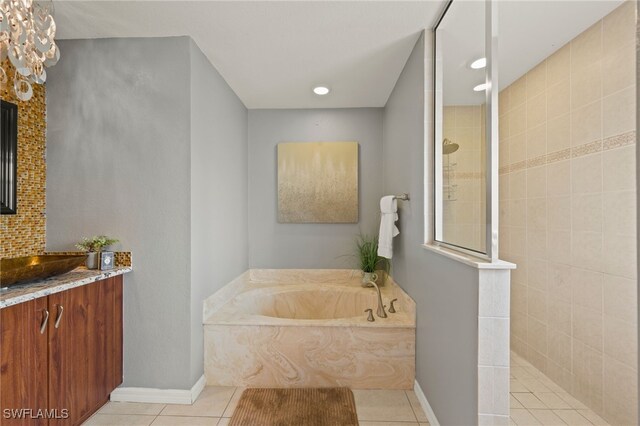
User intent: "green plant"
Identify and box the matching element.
[356,234,390,274]
[75,235,119,253]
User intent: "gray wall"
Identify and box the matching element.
[248,108,383,268]
[46,36,249,390]
[382,32,480,425]
[188,40,248,385]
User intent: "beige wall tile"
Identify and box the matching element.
[528,258,547,291]
[571,153,602,194]
[547,262,572,302]
[547,196,571,230]
[526,167,547,198]
[527,229,547,259]
[571,268,603,313]
[526,198,547,230]
[571,101,602,146]
[526,61,547,98]
[500,5,636,422]
[602,0,636,52]
[603,354,638,425]
[510,104,527,137]
[527,92,547,130]
[547,293,572,340]
[603,315,637,369]
[510,227,527,258]
[570,62,602,110]
[499,114,510,140]
[526,124,547,159]
[572,339,604,412]
[571,193,602,233]
[603,274,637,324]
[546,44,570,86]
[602,145,636,191]
[602,41,635,96]
[572,306,603,352]
[602,233,637,279]
[510,170,527,199]
[512,282,527,314]
[546,160,570,197]
[603,190,636,235]
[509,133,526,164]
[510,77,527,108]
[547,80,570,120]
[546,114,570,153]
[527,316,548,354]
[509,199,526,228]
[571,231,603,272]
[547,329,572,370]
[570,20,603,71]
[527,288,547,323]
[547,230,571,266]
[603,86,636,138]
[499,87,511,116]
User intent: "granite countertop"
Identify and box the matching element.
[0,266,132,309]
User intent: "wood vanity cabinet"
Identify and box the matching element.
[0,275,123,426]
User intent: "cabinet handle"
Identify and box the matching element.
[54,305,64,329]
[40,309,49,334]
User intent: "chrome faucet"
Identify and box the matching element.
[367,280,387,318]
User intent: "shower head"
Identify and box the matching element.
[443,138,459,155]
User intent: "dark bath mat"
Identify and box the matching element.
[229,387,358,426]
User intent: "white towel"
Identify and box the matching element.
[378,195,400,259]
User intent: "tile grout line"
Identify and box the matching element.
[402,390,420,423]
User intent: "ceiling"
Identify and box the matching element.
[53,1,446,109]
[440,0,624,105]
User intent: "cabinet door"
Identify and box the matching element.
[111,275,123,390]
[0,298,49,426]
[48,278,118,425]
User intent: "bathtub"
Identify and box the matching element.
[203,269,416,389]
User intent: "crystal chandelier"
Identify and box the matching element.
[0,0,60,101]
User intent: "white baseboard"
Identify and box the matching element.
[110,375,206,405]
[414,379,440,426]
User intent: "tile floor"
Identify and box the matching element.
[83,352,611,426]
[83,387,430,426]
[509,351,610,425]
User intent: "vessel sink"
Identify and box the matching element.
[0,255,87,288]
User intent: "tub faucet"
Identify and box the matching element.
[367,280,387,318]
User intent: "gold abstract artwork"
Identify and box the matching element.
[277,142,358,223]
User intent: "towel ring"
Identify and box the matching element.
[393,193,410,201]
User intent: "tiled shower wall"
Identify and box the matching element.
[442,105,486,252]
[498,2,637,424]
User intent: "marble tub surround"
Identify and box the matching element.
[203,269,416,389]
[0,266,132,309]
[203,269,415,327]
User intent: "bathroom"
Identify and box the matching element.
[0,0,637,425]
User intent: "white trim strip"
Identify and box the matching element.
[414,379,440,426]
[110,375,206,405]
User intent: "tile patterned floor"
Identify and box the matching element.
[510,351,610,425]
[83,387,430,426]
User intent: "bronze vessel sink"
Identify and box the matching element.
[1,255,86,288]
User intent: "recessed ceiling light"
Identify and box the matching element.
[473,83,488,92]
[470,57,487,69]
[313,86,330,96]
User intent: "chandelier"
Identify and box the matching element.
[0,0,60,101]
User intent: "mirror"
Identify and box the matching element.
[434,0,489,254]
[1,101,18,215]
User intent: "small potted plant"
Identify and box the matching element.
[356,234,390,287]
[76,235,119,270]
